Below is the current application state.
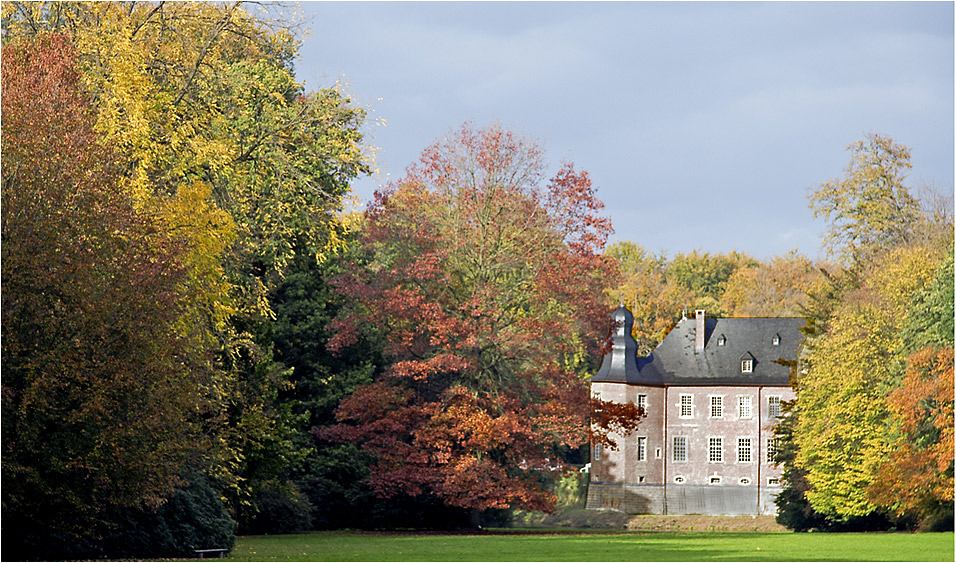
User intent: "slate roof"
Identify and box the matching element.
[592,307,804,387]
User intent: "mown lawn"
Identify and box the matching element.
[224,530,954,562]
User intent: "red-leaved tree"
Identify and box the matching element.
[323,123,640,512]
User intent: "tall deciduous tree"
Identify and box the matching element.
[2,1,374,517]
[722,251,827,317]
[809,134,920,267]
[2,34,211,556]
[793,243,946,520]
[323,123,638,512]
[868,256,954,529]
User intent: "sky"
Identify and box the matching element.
[290,1,954,261]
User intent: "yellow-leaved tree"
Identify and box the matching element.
[794,244,944,518]
[782,134,954,530]
[2,0,374,525]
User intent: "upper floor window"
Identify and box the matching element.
[717,334,726,346]
[710,395,723,418]
[768,396,782,418]
[741,358,754,373]
[637,394,647,414]
[738,396,753,419]
[679,394,693,418]
[772,334,781,346]
[593,443,602,461]
[637,436,647,461]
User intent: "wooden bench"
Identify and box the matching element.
[194,548,229,558]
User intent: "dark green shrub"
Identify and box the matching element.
[2,469,235,560]
[238,480,313,535]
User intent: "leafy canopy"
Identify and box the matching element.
[324,123,638,512]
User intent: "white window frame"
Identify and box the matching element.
[637,436,647,462]
[768,477,781,486]
[741,358,753,373]
[673,436,688,463]
[737,396,753,419]
[709,475,722,485]
[710,395,723,418]
[708,437,723,463]
[637,394,647,414]
[772,334,781,346]
[737,437,753,463]
[679,394,694,418]
[594,443,601,461]
[768,395,781,418]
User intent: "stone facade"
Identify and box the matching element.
[586,307,801,516]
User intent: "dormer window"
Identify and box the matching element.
[717,334,726,346]
[741,358,753,373]
[772,334,780,346]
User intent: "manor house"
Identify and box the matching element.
[587,306,803,516]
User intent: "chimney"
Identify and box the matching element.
[695,310,705,353]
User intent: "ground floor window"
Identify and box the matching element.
[708,437,723,463]
[737,437,752,463]
[767,438,779,463]
[673,436,688,462]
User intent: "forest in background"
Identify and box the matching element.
[1,3,952,560]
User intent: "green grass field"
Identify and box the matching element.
[226,530,955,562]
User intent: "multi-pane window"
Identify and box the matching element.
[737,437,752,463]
[673,436,688,462]
[741,358,753,373]
[768,396,781,418]
[767,438,779,463]
[708,437,723,463]
[593,443,601,461]
[710,395,723,418]
[738,396,752,418]
[637,394,647,414]
[637,437,647,461]
[680,394,693,417]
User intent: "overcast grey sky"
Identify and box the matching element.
[293,1,954,260]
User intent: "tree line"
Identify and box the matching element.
[1,3,951,560]
[2,3,638,558]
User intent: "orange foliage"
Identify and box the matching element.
[869,347,954,518]
[322,123,640,511]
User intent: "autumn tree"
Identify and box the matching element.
[604,242,680,354]
[782,134,954,528]
[2,1,374,521]
[722,251,827,317]
[605,244,762,354]
[793,244,945,520]
[1,34,215,557]
[666,249,757,313]
[323,123,638,515]
[868,256,954,530]
[809,133,921,267]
